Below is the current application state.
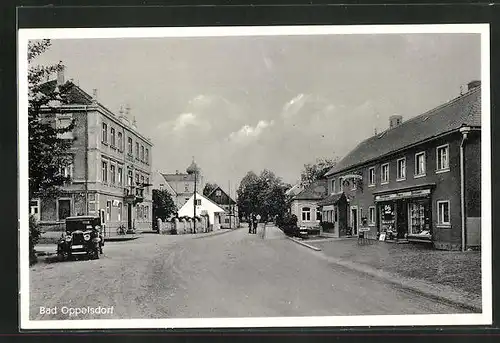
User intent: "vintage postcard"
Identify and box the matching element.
[18,24,491,330]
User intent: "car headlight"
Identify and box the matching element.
[84,234,91,241]
[65,236,72,242]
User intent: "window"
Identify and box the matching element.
[351,176,357,191]
[58,199,71,221]
[135,173,140,185]
[110,128,116,147]
[195,199,201,206]
[397,158,406,180]
[316,208,322,221]
[145,206,149,220]
[30,199,40,221]
[117,202,122,221]
[409,201,430,235]
[88,193,97,213]
[368,167,375,186]
[128,137,133,154]
[369,207,376,225]
[118,132,123,151]
[415,152,426,176]
[301,207,311,221]
[334,206,338,222]
[141,175,145,186]
[145,177,149,193]
[118,167,123,185]
[185,183,189,192]
[185,198,190,203]
[145,148,149,163]
[437,200,450,225]
[110,164,116,184]
[56,116,73,139]
[381,163,389,184]
[135,142,140,158]
[60,159,73,179]
[101,161,108,183]
[216,189,222,196]
[128,170,133,186]
[339,177,344,192]
[331,179,336,193]
[102,123,108,143]
[436,144,450,171]
[141,146,145,161]
[106,201,111,221]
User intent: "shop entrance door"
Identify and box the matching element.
[350,207,358,236]
[396,200,408,239]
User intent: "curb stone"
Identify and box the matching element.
[287,237,322,251]
[193,228,237,239]
[289,238,482,312]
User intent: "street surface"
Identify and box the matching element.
[29,224,468,320]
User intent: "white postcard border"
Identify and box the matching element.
[18,23,492,330]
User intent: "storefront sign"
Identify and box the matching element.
[379,233,386,241]
[375,188,431,202]
[359,227,370,232]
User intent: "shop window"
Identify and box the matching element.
[102,122,108,143]
[106,201,111,221]
[415,152,426,177]
[110,127,116,147]
[101,161,108,183]
[437,200,450,226]
[409,201,430,235]
[436,144,450,172]
[117,202,122,221]
[381,163,389,184]
[368,167,375,186]
[397,158,406,180]
[301,207,311,221]
[380,203,395,233]
[58,199,71,221]
[369,207,376,225]
[30,199,40,221]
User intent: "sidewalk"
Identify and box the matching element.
[289,237,482,312]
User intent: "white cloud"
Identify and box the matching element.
[228,120,274,143]
[172,112,197,131]
[282,93,309,118]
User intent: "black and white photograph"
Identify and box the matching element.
[18,24,491,329]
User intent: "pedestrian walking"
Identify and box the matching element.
[253,214,259,234]
[249,214,253,234]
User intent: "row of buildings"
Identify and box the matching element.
[289,80,482,251]
[32,69,239,234]
[31,69,153,234]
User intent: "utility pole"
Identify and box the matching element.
[193,163,197,234]
[229,180,232,230]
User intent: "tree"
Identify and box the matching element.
[152,189,177,228]
[28,39,75,264]
[203,182,218,197]
[300,157,338,187]
[29,39,75,199]
[236,169,290,222]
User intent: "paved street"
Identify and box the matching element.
[30,224,469,320]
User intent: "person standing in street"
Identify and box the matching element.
[249,214,253,234]
[253,214,259,234]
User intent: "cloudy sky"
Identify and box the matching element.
[31,32,481,196]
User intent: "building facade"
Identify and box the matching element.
[205,185,239,229]
[290,180,328,228]
[320,81,481,250]
[177,193,225,231]
[32,70,153,234]
[154,161,205,210]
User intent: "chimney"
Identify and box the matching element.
[92,89,98,104]
[132,116,137,129]
[119,105,130,125]
[389,115,403,129]
[467,80,481,92]
[56,66,65,85]
[175,170,179,174]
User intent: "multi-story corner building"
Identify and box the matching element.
[319,81,482,251]
[31,69,153,234]
[153,160,205,210]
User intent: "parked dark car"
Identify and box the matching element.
[57,216,104,260]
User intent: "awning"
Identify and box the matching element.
[317,193,346,206]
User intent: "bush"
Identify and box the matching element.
[278,213,298,237]
[320,221,335,232]
[169,228,177,235]
[29,215,41,266]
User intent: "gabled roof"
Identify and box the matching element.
[206,186,236,205]
[325,85,481,177]
[292,180,328,201]
[317,193,347,206]
[161,173,196,182]
[285,183,303,196]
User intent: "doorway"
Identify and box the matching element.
[127,204,133,231]
[350,207,358,236]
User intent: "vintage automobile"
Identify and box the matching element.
[57,216,104,260]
